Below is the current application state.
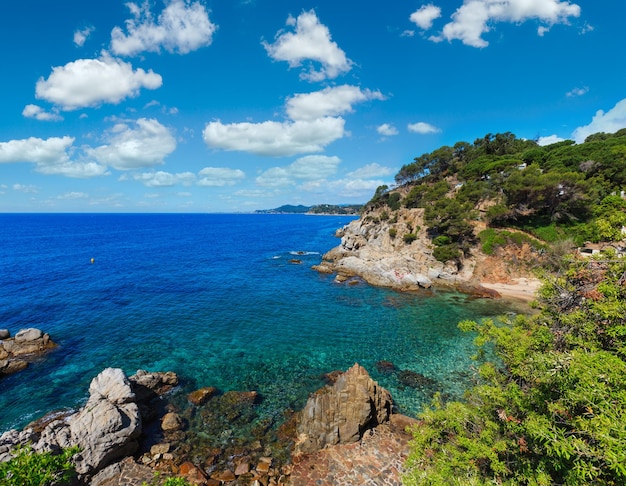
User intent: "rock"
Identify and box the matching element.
[0,328,56,377]
[235,461,250,475]
[129,369,179,402]
[295,363,393,453]
[0,329,9,340]
[69,368,142,476]
[187,386,217,406]
[396,370,437,390]
[150,442,170,455]
[375,360,396,374]
[15,328,43,342]
[161,412,183,431]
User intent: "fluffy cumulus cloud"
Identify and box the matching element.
[0,136,74,165]
[197,167,246,187]
[286,85,384,121]
[22,104,62,121]
[377,123,399,136]
[408,121,441,134]
[410,4,442,30]
[571,98,626,143]
[88,118,176,169]
[132,170,196,187]
[566,86,589,97]
[203,117,345,157]
[0,136,109,178]
[35,53,162,110]
[256,155,341,187]
[263,10,352,82]
[110,0,217,56]
[432,0,581,48]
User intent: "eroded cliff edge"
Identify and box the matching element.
[314,206,482,291]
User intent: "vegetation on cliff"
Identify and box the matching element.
[403,255,626,485]
[367,130,626,264]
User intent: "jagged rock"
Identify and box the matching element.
[0,329,9,340]
[295,363,392,453]
[69,368,142,476]
[129,369,178,401]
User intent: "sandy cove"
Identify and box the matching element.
[479,277,542,303]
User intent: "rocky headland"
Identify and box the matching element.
[314,205,541,302]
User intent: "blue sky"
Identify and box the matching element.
[1,0,625,212]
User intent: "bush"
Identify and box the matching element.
[403,233,417,244]
[432,244,460,262]
[404,257,626,485]
[0,445,79,486]
[389,228,397,238]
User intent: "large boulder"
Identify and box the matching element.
[69,368,142,476]
[295,363,393,453]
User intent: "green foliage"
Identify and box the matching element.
[403,233,418,244]
[389,228,397,239]
[433,244,461,262]
[404,257,626,485]
[388,192,402,211]
[478,228,547,255]
[0,445,79,486]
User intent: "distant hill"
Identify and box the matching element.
[255,204,362,215]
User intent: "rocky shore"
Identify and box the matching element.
[0,345,414,485]
[313,206,542,303]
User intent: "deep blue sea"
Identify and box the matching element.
[0,213,520,434]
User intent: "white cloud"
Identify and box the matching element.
[401,30,416,37]
[263,10,352,82]
[35,53,162,110]
[203,117,345,157]
[36,161,110,178]
[0,136,74,165]
[571,98,626,143]
[88,118,176,169]
[408,121,441,134]
[286,85,384,121]
[197,167,246,186]
[22,104,62,121]
[346,163,395,179]
[410,4,442,30]
[110,0,217,56]
[58,192,89,199]
[432,0,581,48]
[256,155,341,187]
[377,123,399,136]
[13,183,38,193]
[74,26,95,47]
[566,86,588,97]
[133,170,196,187]
[537,135,566,146]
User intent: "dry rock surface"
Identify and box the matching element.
[0,328,56,377]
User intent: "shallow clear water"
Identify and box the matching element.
[0,213,519,432]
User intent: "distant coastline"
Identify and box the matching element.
[255,203,362,215]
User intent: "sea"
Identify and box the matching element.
[0,213,521,437]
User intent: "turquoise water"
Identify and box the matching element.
[0,213,519,433]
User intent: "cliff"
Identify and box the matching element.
[314,205,481,291]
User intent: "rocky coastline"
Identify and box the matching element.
[0,327,414,486]
[0,328,56,377]
[313,206,541,303]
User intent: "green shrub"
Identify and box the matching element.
[404,257,626,485]
[403,233,417,244]
[432,244,460,262]
[388,228,397,238]
[0,445,79,486]
[379,210,389,221]
[388,192,401,211]
[432,235,451,247]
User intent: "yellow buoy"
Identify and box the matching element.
[90,258,95,264]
